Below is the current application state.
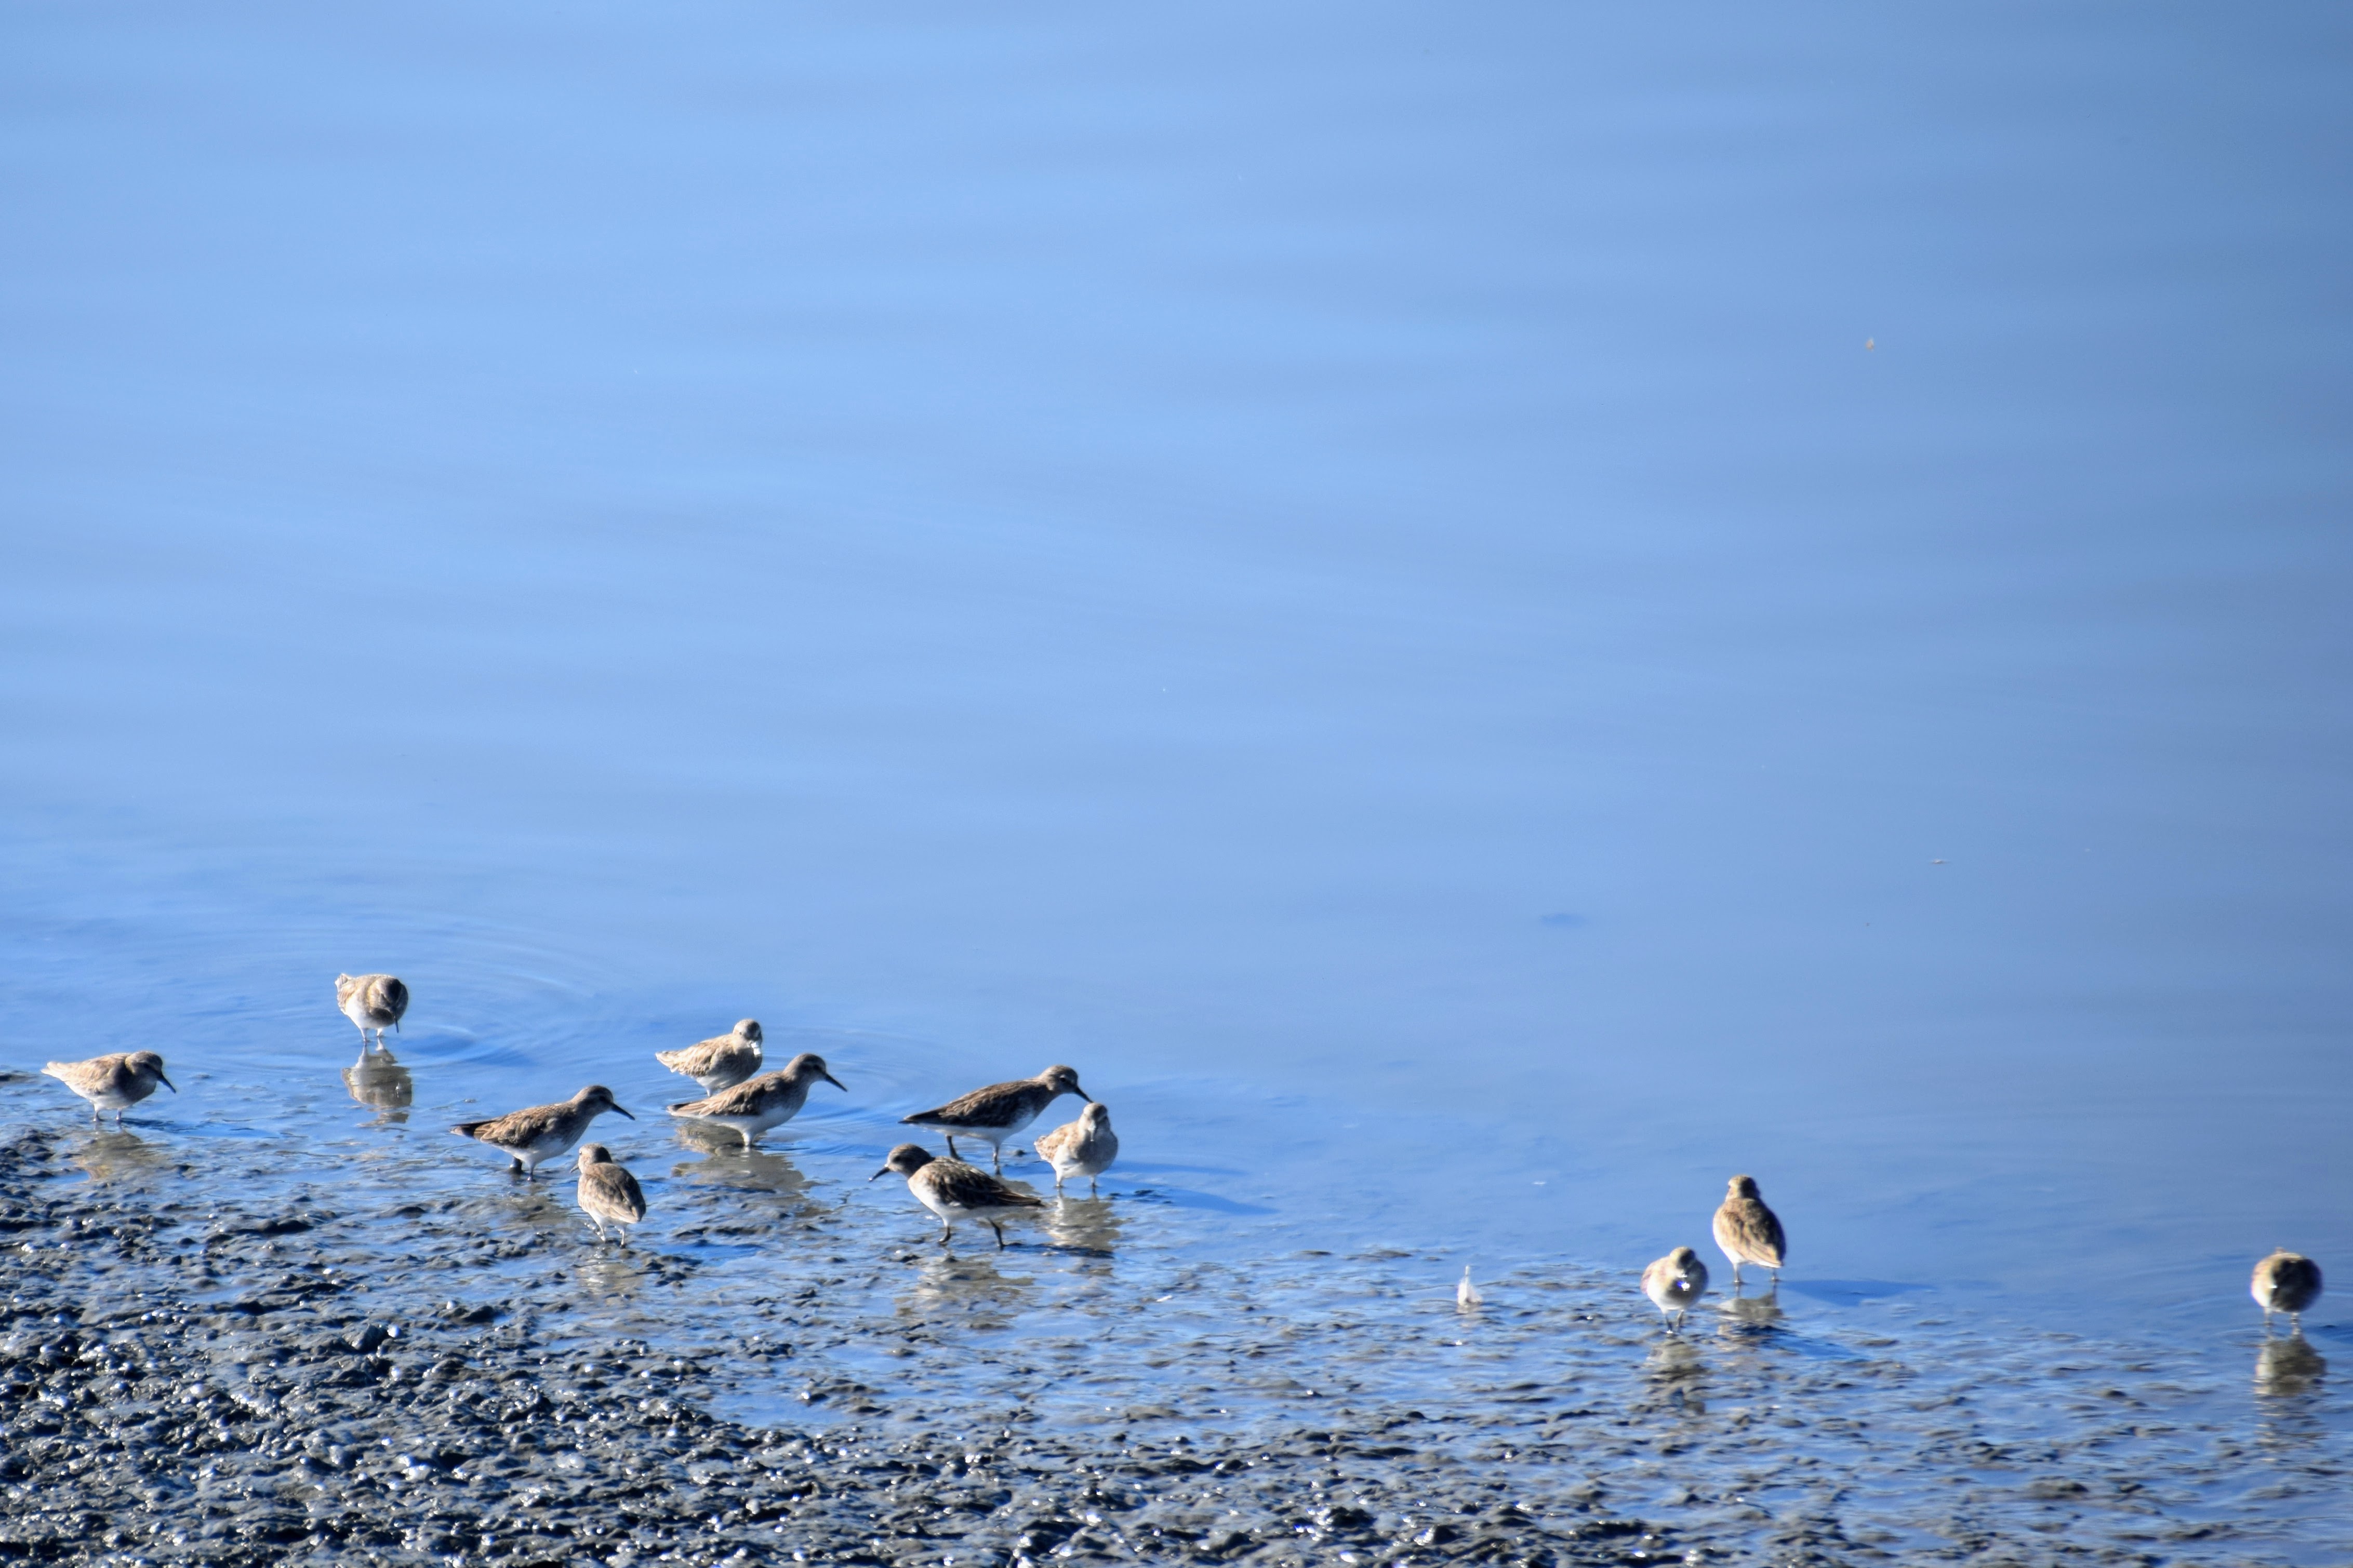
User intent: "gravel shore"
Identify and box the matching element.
[3,1087,2346,1568]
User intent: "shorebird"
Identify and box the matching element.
[42,1052,176,1127]
[1642,1247,1710,1332]
[334,973,408,1058]
[451,1085,633,1177]
[2251,1249,2323,1332]
[654,1018,764,1094]
[1033,1101,1119,1196]
[666,1053,845,1146]
[1712,1174,1787,1290]
[870,1143,1046,1250]
[1457,1266,1484,1310]
[901,1064,1089,1173]
[575,1144,648,1244]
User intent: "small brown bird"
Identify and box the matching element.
[1033,1101,1119,1196]
[2251,1249,2323,1332]
[451,1085,633,1178]
[654,1018,764,1094]
[870,1143,1046,1249]
[334,973,409,1058]
[574,1144,648,1244]
[1712,1174,1787,1290]
[901,1064,1089,1172]
[666,1053,845,1146]
[42,1052,176,1127]
[1642,1247,1710,1332]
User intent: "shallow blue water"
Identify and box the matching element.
[2,0,2349,1355]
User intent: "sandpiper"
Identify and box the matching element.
[451,1085,633,1177]
[666,1053,845,1146]
[870,1143,1046,1250]
[2251,1249,2323,1331]
[575,1144,649,1244]
[334,973,408,1057]
[654,1018,764,1094]
[1642,1247,1710,1332]
[1033,1101,1119,1196]
[42,1052,176,1127]
[901,1064,1089,1173]
[1712,1174,1787,1290]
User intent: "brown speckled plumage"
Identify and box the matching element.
[655,1018,764,1094]
[870,1143,1045,1249]
[1641,1246,1710,1332]
[901,1065,1089,1172]
[574,1144,648,1243]
[451,1085,633,1178]
[1712,1174,1787,1289]
[334,973,408,1056]
[1033,1102,1119,1195]
[42,1052,176,1125]
[667,1053,844,1146]
[2251,1249,2323,1329]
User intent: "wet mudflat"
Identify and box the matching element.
[2,1076,2344,1568]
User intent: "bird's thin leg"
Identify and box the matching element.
[945,1136,960,1162]
[990,1222,1007,1251]
[991,1146,1003,1175]
[1089,1177,1100,1198]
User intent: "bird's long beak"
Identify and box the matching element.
[157,1075,178,1093]
[613,1105,636,1120]
[825,1072,847,1092]
[868,1166,890,1182]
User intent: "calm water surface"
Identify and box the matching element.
[2,0,2349,1477]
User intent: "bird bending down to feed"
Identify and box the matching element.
[1642,1247,1710,1332]
[43,1052,176,1127]
[871,1143,1045,1250]
[2251,1249,2323,1332]
[1712,1174,1787,1290]
[1033,1101,1119,1196]
[654,1018,764,1094]
[334,973,408,1058]
[666,1053,845,1146]
[451,1085,633,1177]
[901,1064,1090,1173]
[575,1144,648,1244]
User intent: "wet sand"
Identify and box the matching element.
[3,1077,2344,1567]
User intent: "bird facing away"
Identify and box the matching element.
[901,1064,1090,1173]
[870,1143,1046,1250]
[1712,1174,1788,1290]
[1457,1266,1484,1310]
[654,1018,764,1094]
[1642,1247,1711,1332]
[334,973,408,1058]
[1033,1101,1119,1196]
[2251,1249,2324,1331]
[43,1052,176,1127]
[451,1085,633,1178]
[666,1053,845,1146]
[575,1144,649,1244]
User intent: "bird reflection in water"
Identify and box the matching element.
[2254,1334,2327,1399]
[341,1047,414,1124]
[668,1137,811,1203]
[70,1130,167,1185]
[1043,1196,1124,1255]
[1716,1281,1785,1332]
[895,1250,1033,1331]
[573,1250,655,1304]
[1644,1334,1708,1415]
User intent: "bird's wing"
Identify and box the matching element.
[926,1162,1046,1210]
[586,1164,648,1221]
